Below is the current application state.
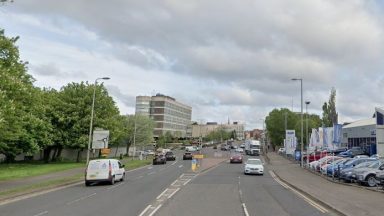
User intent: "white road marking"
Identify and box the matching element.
[242,203,250,216]
[167,188,180,199]
[125,164,151,173]
[170,179,179,186]
[147,166,153,169]
[178,165,183,168]
[269,171,328,213]
[66,193,97,205]
[33,211,48,216]
[183,179,191,185]
[148,204,162,216]
[148,171,156,175]
[107,182,125,190]
[171,161,177,165]
[138,205,152,216]
[156,188,169,200]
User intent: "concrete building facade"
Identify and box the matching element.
[191,122,245,140]
[135,94,192,138]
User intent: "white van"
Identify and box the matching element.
[85,159,125,186]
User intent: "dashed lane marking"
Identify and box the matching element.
[171,161,177,166]
[66,193,97,205]
[33,211,48,216]
[242,203,250,216]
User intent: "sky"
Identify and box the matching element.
[1,0,384,129]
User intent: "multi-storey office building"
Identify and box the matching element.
[135,94,192,138]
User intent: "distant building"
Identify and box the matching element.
[191,122,245,140]
[135,94,192,138]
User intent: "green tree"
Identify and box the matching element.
[322,88,338,127]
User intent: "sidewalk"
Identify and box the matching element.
[267,152,383,216]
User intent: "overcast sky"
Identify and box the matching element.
[1,0,384,129]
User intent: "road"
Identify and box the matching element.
[0,149,337,216]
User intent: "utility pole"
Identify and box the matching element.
[292,78,304,167]
[305,101,310,166]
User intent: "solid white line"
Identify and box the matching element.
[156,188,169,200]
[242,203,250,216]
[171,179,180,186]
[148,204,162,216]
[138,205,152,216]
[269,171,328,213]
[167,188,180,199]
[33,211,48,216]
[171,161,177,166]
[147,171,156,175]
[178,165,183,168]
[147,166,153,169]
[183,179,191,185]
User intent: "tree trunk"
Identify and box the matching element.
[43,147,51,163]
[51,147,58,162]
[56,146,63,159]
[126,141,131,156]
[76,149,82,163]
[4,153,15,163]
[115,142,120,158]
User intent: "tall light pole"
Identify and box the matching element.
[86,77,110,164]
[305,101,310,166]
[291,78,303,167]
[132,114,137,160]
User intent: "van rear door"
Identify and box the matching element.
[86,160,110,180]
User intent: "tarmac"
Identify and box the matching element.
[267,152,383,216]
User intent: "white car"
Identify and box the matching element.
[244,158,264,175]
[278,148,285,154]
[235,148,244,153]
[85,159,125,186]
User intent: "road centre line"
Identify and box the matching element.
[66,193,97,205]
[138,205,152,216]
[242,203,250,216]
[148,204,162,216]
[269,171,328,213]
[32,211,48,216]
[171,161,177,166]
[178,165,183,168]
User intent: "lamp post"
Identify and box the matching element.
[132,114,137,160]
[305,101,310,167]
[291,78,303,167]
[86,77,110,164]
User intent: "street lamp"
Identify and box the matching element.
[305,101,310,166]
[291,78,303,167]
[86,77,110,164]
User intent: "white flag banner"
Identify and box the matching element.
[285,130,296,155]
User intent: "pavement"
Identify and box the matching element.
[268,152,383,216]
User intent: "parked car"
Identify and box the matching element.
[183,152,193,160]
[355,159,384,187]
[153,154,167,165]
[341,160,377,182]
[221,145,230,151]
[165,151,176,161]
[320,157,343,174]
[337,157,376,176]
[338,147,366,158]
[326,158,353,176]
[375,169,384,186]
[278,148,285,154]
[230,153,243,163]
[240,144,245,148]
[244,158,264,175]
[304,150,328,163]
[85,159,125,186]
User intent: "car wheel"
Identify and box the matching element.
[110,176,115,185]
[366,175,377,187]
[121,173,125,182]
[85,181,91,186]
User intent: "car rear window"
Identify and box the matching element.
[88,161,108,170]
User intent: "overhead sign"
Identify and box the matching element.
[92,130,110,149]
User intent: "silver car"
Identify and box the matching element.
[355,159,384,187]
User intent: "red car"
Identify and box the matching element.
[304,151,328,163]
[230,153,243,163]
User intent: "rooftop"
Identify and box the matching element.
[343,118,375,129]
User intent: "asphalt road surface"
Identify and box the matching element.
[156,154,337,216]
[0,150,337,216]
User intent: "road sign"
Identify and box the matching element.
[193,154,204,159]
[100,148,111,156]
[92,130,110,149]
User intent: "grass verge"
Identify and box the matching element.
[0,162,84,181]
[123,158,152,170]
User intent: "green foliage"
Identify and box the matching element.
[204,128,232,142]
[265,108,321,149]
[116,114,154,148]
[322,87,338,127]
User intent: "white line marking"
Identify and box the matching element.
[178,165,183,168]
[183,179,191,185]
[138,205,152,216]
[167,187,180,199]
[148,171,156,175]
[156,188,169,200]
[66,193,97,205]
[107,182,125,190]
[242,203,250,216]
[147,166,153,169]
[269,171,328,213]
[33,211,48,216]
[171,161,177,165]
[148,204,162,216]
[171,179,179,186]
[179,173,185,178]
[125,164,151,173]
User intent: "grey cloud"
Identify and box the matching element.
[31,63,86,78]
[106,85,136,107]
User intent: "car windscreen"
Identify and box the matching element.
[367,161,380,168]
[247,160,262,165]
[355,161,374,168]
[88,161,108,170]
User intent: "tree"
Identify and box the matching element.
[322,88,338,127]
[0,29,41,162]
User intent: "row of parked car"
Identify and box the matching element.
[308,153,384,187]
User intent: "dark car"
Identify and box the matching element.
[165,151,176,161]
[183,152,193,160]
[153,154,166,165]
[338,147,366,158]
[230,153,243,163]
